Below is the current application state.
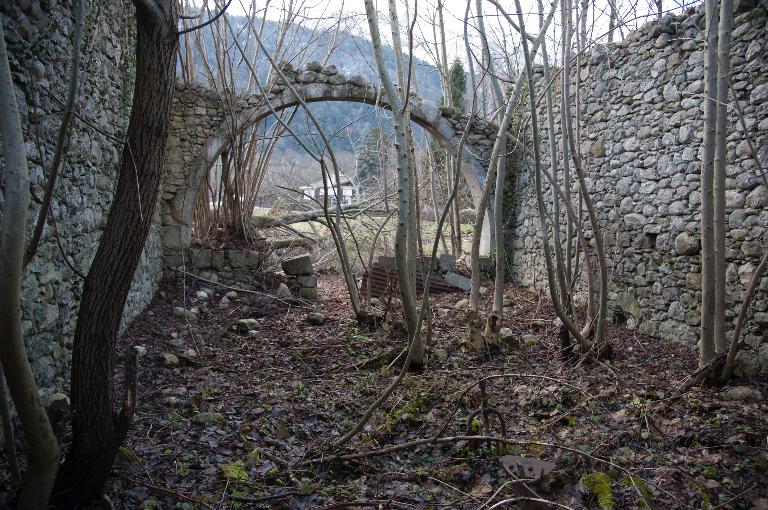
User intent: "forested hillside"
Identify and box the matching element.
[184,15,443,153]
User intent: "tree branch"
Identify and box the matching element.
[177,0,234,36]
[23,0,85,268]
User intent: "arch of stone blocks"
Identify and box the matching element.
[160,62,510,259]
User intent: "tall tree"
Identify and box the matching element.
[699,0,720,364]
[356,127,385,191]
[0,16,61,510]
[713,0,732,355]
[54,0,184,505]
[448,58,466,108]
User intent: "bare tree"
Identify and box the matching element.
[0,17,61,510]
[699,0,719,364]
[223,11,371,321]
[465,0,558,348]
[54,0,187,504]
[713,0,732,355]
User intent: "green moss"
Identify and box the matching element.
[690,480,711,509]
[581,471,615,510]
[116,446,139,464]
[247,448,260,463]
[701,464,718,479]
[220,460,249,482]
[623,476,654,509]
[393,392,428,421]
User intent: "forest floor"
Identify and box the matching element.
[106,272,768,510]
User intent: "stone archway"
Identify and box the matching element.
[160,62,508,261]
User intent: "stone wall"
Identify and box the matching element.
[183,247,267,289]
[509,5,768,374]
[0,0,162,396]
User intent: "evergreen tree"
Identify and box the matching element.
[448,58,467,108]
[356,127,385,191]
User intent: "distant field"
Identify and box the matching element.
[253,207,474,268]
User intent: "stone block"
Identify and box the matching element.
[298,287,318,299]
[438,254,456,272]
[295,275,317,288]
[445,272,471,291]
[674,232,701,255]
[281,254,314,276]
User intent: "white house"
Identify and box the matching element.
[300,177,358,205]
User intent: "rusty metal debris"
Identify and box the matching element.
[360,262,462,298]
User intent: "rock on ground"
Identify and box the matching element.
[305,312,326,325]
[159,353,179,367]
[723,386,763,403]
[277,283,292,299]
[445,272,472,291]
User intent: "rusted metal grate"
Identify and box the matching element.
[360,262,461,298]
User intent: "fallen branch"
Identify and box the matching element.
[226,490,300,504]
[335,347,402,372]
[486,497,574,510]
[310,499,419,510]
[117,474,218,510]
[299,434,657,507]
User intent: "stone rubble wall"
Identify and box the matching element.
[509,5,768,375]
[0,0,162,396]
[183,247,268,289]
[161,83,226,256]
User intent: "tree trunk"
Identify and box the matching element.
[0,18,61,509]
[55,3,178,506]
[713,0,732,354]
[700,0,719,365]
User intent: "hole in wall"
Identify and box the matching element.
[642,232,658,249]
[613,309,629,327]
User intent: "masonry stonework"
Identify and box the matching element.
[0,1,162,396]
[510,5,768,375]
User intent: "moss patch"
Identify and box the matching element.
[581,471,615,509]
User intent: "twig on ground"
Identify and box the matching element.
[117,474,218,510]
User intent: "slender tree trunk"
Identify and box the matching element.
[700,0,719,365]
[0,18,61,509]
[558,0,609,350]
[366,0,424,366]
[516,0,589,352]
[467,1,557,316]
[475,0,507,343]
[713,0,732,354]
[607,3,616,44]
[722,250,768,379]
[539,0,569,311]
[452,160,463,256]
[55,3,178,506]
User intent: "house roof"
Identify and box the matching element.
[305,177,355,188]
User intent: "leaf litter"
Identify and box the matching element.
[104,273,767,509]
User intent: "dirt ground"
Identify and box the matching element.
[96,272,768,509]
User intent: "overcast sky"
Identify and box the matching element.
[191,0,699,67]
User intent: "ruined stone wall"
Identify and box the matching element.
[161,67,516,263]
[509,5,768,375]
[0,0,162,396]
